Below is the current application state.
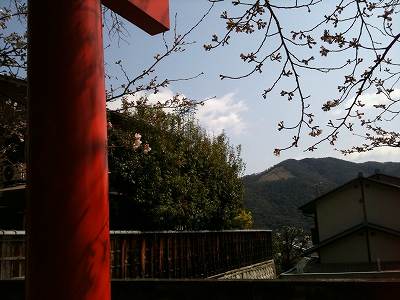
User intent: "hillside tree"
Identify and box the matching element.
[107,107,251,230]
[273,225,311,273]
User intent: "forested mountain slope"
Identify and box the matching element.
[243,157,400,229]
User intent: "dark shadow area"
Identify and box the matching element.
[1,279,400,300]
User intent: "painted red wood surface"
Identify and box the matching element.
[102,0,169,35]
[27,1,110,299]
[27,1,169,299]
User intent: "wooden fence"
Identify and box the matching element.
[0,231,25,280]
[110,230,272,279]
[0,230,272,279]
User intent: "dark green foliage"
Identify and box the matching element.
[243,157,400,230]
[108,108,248,230]
[0,76,27,164]
[273,226,310,274]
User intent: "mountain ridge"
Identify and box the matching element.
[243,157,400,229]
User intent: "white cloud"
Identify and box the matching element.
[345,89,400,112]
[329,89,400,117]
[356,89,400,109]
[139,88,176,105]
[106,97,123,111]
[107,89,248,135]
[345,147,400,163]
[196,93,247,135]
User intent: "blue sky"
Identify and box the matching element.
[105,0,400,175]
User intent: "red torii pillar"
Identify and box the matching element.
[26,1,168,299]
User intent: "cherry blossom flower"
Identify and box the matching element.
[133,133,142,150]
[143,143,151,154]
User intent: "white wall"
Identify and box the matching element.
[369,230,400,262]
[364,182,400,231]
[319,231,368,264]
[317,184,364,241]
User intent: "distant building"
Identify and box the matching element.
[283,173,400,277]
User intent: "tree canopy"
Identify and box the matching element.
[108,107,251,230]
[206,0,400,155]
[0,75,26,164]
[272,225,311,273]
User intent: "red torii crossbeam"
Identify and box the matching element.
[26,1,169,299]
[103,0,169,35]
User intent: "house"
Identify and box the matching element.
[296,173,400,273]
